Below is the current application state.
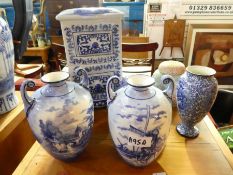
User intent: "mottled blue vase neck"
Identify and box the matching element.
[186,71,214,79]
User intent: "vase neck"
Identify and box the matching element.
[48,81,66,87]
[124,85,156,100]
[41,81,73,97]
[186,71,213,79]
[186,66,216,77]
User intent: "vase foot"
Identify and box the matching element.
[176,123,199,138]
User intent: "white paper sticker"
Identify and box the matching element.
[127,132,152,147]
[147,13,166,27]
[152,172,166,175]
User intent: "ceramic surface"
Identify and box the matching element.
[152,61,185,107]
[20,70,94,161]
[106,74,174,167]
[176,66,218,138]
[0,17,18,114]
[56,7,123,108]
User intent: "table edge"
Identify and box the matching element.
[0,92,25,142]
[204,114,233,169]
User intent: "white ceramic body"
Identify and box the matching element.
[153,69,181,106]
[56,8,123,108]
[0,17,18,114]
[107,75,173,167]
[20,72,94,161]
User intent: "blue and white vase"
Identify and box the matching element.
[0,17,18,115]
[176,66,218,138]
[106,74,175,167]
[20,70,94,161]
[56,7,123,108]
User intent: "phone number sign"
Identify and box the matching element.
[182,4,233,16]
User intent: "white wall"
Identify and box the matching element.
[144,0,233,59]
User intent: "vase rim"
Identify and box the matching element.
[127,74,155,88]
[41,71,69,84]
[186,65,216,76]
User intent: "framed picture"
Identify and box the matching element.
[185,23,233,89]
[149,3,162,13]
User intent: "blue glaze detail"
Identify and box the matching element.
[77,33,112,56]
[20,72,94,161]
[38,104,94,161]
[73,8,114,16]
[107,75,172,167]
[0,17,18,114]
[114,106,167,166]
[176,68,218,138]
[63,22,121,108]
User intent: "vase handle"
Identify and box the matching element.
[74,67,89,89]
[161,75,175,103]
[20,80,35,117]
[106,76,120,105]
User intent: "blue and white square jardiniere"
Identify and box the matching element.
[56,7,123,108]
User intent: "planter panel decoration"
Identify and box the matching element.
[56,7,123,108]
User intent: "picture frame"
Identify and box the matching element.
[149,3,162,13]
[185,23,233,89]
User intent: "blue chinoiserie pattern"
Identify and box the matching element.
[57,7,123,108]
[114,105,167,166]
[37,103,94,160]
[107,75,174,167]
[0,17,18,114]
[73,8,114,16]
[20,71,94,161]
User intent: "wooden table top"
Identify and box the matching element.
[25,46,50,51]
[0,91,25,142]
[13,108,233,175]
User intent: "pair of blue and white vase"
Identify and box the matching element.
[1,7,218,167]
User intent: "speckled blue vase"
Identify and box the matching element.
[20,69,94,161]
[176,66,218,138]
[107,74,175,167]
[56,7,123,108]
[0,17,18,114]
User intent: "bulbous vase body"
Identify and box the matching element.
[176,66,218,138]
[20,71,94,161]
[107,74,174,167]
[0,17,18,114]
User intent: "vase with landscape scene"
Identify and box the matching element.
[20,69,94,161]
[106,74,175,167]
